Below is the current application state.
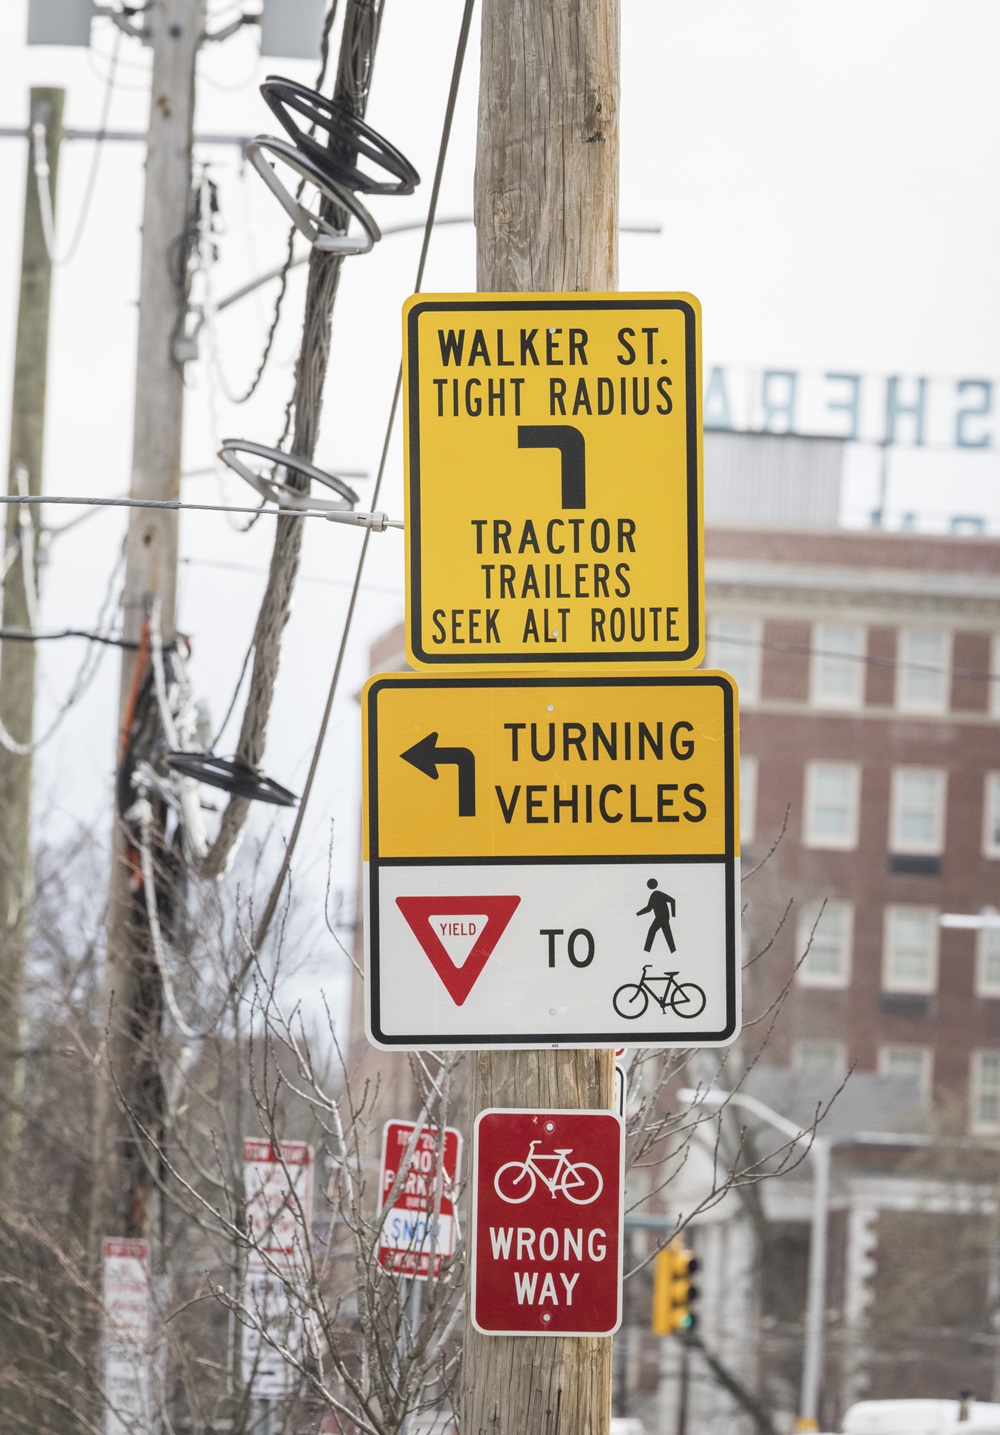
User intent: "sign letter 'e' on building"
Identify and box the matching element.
[402,293,703,668]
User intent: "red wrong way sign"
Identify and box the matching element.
[471,1108,623,1336]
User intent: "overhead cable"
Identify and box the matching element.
[248,0,478,956]
[34,26,121,265]
[0,493,398,523]
[195,0,392,882]
[0,548,123,756]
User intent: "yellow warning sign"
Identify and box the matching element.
[402,293,703,668]
[362,671,736,862]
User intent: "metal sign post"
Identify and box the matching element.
[362,670,740,1049]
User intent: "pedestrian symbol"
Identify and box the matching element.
[636,878,676,954]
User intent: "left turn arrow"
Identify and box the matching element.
[400,732,477,817]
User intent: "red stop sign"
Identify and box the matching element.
[471,1108,623,1336]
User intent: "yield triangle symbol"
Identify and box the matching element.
[395,896,521,1006]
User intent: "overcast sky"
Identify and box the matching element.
[1,0,999,1009]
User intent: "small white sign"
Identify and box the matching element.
[241,1140,314,1400]
[243,1139,314,1271]
[102,1238,152,1435]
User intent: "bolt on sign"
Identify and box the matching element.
[362,670,740,1049]
[378,1120,463,1279]
[402,292,703,668]
[470,1109,624,1336]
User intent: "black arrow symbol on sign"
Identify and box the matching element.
[400,732,476,817]
[518,424,586,509]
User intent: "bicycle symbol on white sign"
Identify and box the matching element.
[493,1141,603,1205]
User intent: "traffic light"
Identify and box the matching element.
[652,1240,699,1335]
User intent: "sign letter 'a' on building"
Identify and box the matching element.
[471,1108,624,1337]
[402,293,703,668]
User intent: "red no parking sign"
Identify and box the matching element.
[471,1108,623,1336]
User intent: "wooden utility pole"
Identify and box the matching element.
[0,87,64,1188]
[461,2,620,1431]
[101,0,204,1240]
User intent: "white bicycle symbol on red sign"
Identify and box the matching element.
[493,1141,603,1205]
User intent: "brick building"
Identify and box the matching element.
[685,437,1000,1427]
[348,433,1000,1429]
[707,521,1000,1126]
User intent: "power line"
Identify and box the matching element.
[248,0,477,956]
[709,630,1000,686]
[0,627,137,648]
[34,27,122,265]
[179,553,402,594]
[0,493,379,520]
[0,551,124,756]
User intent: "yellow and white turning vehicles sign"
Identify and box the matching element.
[362,671,740,1049]
[402,293,703,668]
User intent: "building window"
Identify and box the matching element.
[707,617,762,704]
[883,905,939,993]
[970,1051,1000,1133]
[793,1039,848,1076]
[797,900,853,988]
[890,767,947,854]
[976,927,1000,996]
[991,635,1000,718]
[878,1045,932,1097]
[810,623,866,709]
[803,761,861,850]
[896,629,951,714]
[984,773,1000,858]
[740,755,758,846]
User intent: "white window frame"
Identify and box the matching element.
[970,1050,1000,1134]
[739,755,758,847]
[882,905,939,994]
[896,628,951,715]
[889,766,947,855]
[803,761,861,850]
[796,899,854,989]
[707,616,762,705]
[877,1044,933,1098]
[793,1039,849,1077]
[983,772,1000,859]
[976,926,1000,997]
[810,622,866,710]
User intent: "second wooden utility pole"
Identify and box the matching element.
[0,87,64,1190]
[100,0,204,1242]
[461,1,620,1431]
